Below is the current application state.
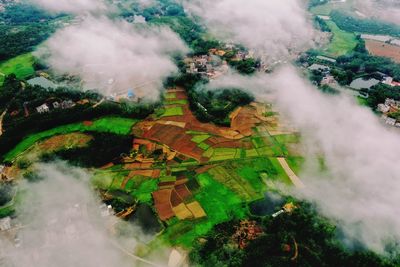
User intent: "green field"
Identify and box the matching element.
[4,117,138,161]
[161,106,184,117]
[162,173,246,247]
[0,53,35,85]
[191,134,210,144]
[323,21,358,58]
[165,99,188,105]
[310,0,354,16]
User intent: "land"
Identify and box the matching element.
[365,40,400,63]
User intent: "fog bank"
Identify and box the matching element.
[184,0,315,60]
[0,163,161,267]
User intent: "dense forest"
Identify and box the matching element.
[42,132,133,168]
[330,10,400,37]
[0,3,64,61]
[190,201,399,267]
[0,76,157,160]
[167,73,254,126]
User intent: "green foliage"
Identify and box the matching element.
[53,133,133,168]
[368,84,400,108]
[0,53,35,85]
[190,202,398,267]
[308,0,329,8]
[336,47,400,82]
[323,21,358,58]
[3,117,137,162]
[0,184,14,206]
[187,87,254,126]
[314,16,331,32]
[228,58,259,74]
[331,10,400,37]
[0,3,64,61]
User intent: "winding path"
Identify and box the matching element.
[0,109,7,137]
[276,157,305,188]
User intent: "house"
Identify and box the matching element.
[308,64,330,74]
[0,217,11,231]
[61,100,75,109]
[36,103,50,114]
[52,101,60,109]
[316,55,337,63]
[321,75,336,85]
[378,103,390,113]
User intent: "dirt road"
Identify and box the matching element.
[276,157,305,188]
[0,109,7,137]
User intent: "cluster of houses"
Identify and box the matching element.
[35,99,76,114]
[232,220,263,249]
[308,63,337,86]
[185,54,229,80]
[378,98,400,127]
[185,43,269,79]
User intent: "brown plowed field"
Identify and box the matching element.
[365,40,400,63]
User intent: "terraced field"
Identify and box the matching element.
[5,88,304,251]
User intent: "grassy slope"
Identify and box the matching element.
[4,117,138,161]
[324,21,358,58]
[0,53,35,85]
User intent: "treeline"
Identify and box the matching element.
[319,39,400,85]
[308,0,328,8]
[168,73,254,126]
[0,76,157,160]
[41,132,133,168]
[366,84,400,108]
[0,3,63,61]
[190,201,399,267]
[331,10,400,37]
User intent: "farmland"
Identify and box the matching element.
[0,53,35,85]
[4,87,304,252]
[323,21,358,58]
[365,40,400,63]
[4,116,138,161]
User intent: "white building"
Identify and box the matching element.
[36,103,50,114]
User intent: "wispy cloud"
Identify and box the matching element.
[205,66,400,253]
[184,0,315,60]
[36,16,188,99]
[0,162,162,266]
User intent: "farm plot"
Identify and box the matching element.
[4,116,138,161]
[152,175,205,221]
[162,172,246,247]
[207,164,264,201]
[365,40,400,63]
[142,123,205,162]
[0,53,35,85]
[161,106,184,117]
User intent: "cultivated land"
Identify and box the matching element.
[4,116,138,162]
[0,53,35,85]
[323,21,358,58]
[365,40,400,63]
[4,87,304,253]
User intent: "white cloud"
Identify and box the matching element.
[0,162,161,267]
[184,0,315,60]
[37,16,188,100]
[207,66,400,253]
[354,0,400,25]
